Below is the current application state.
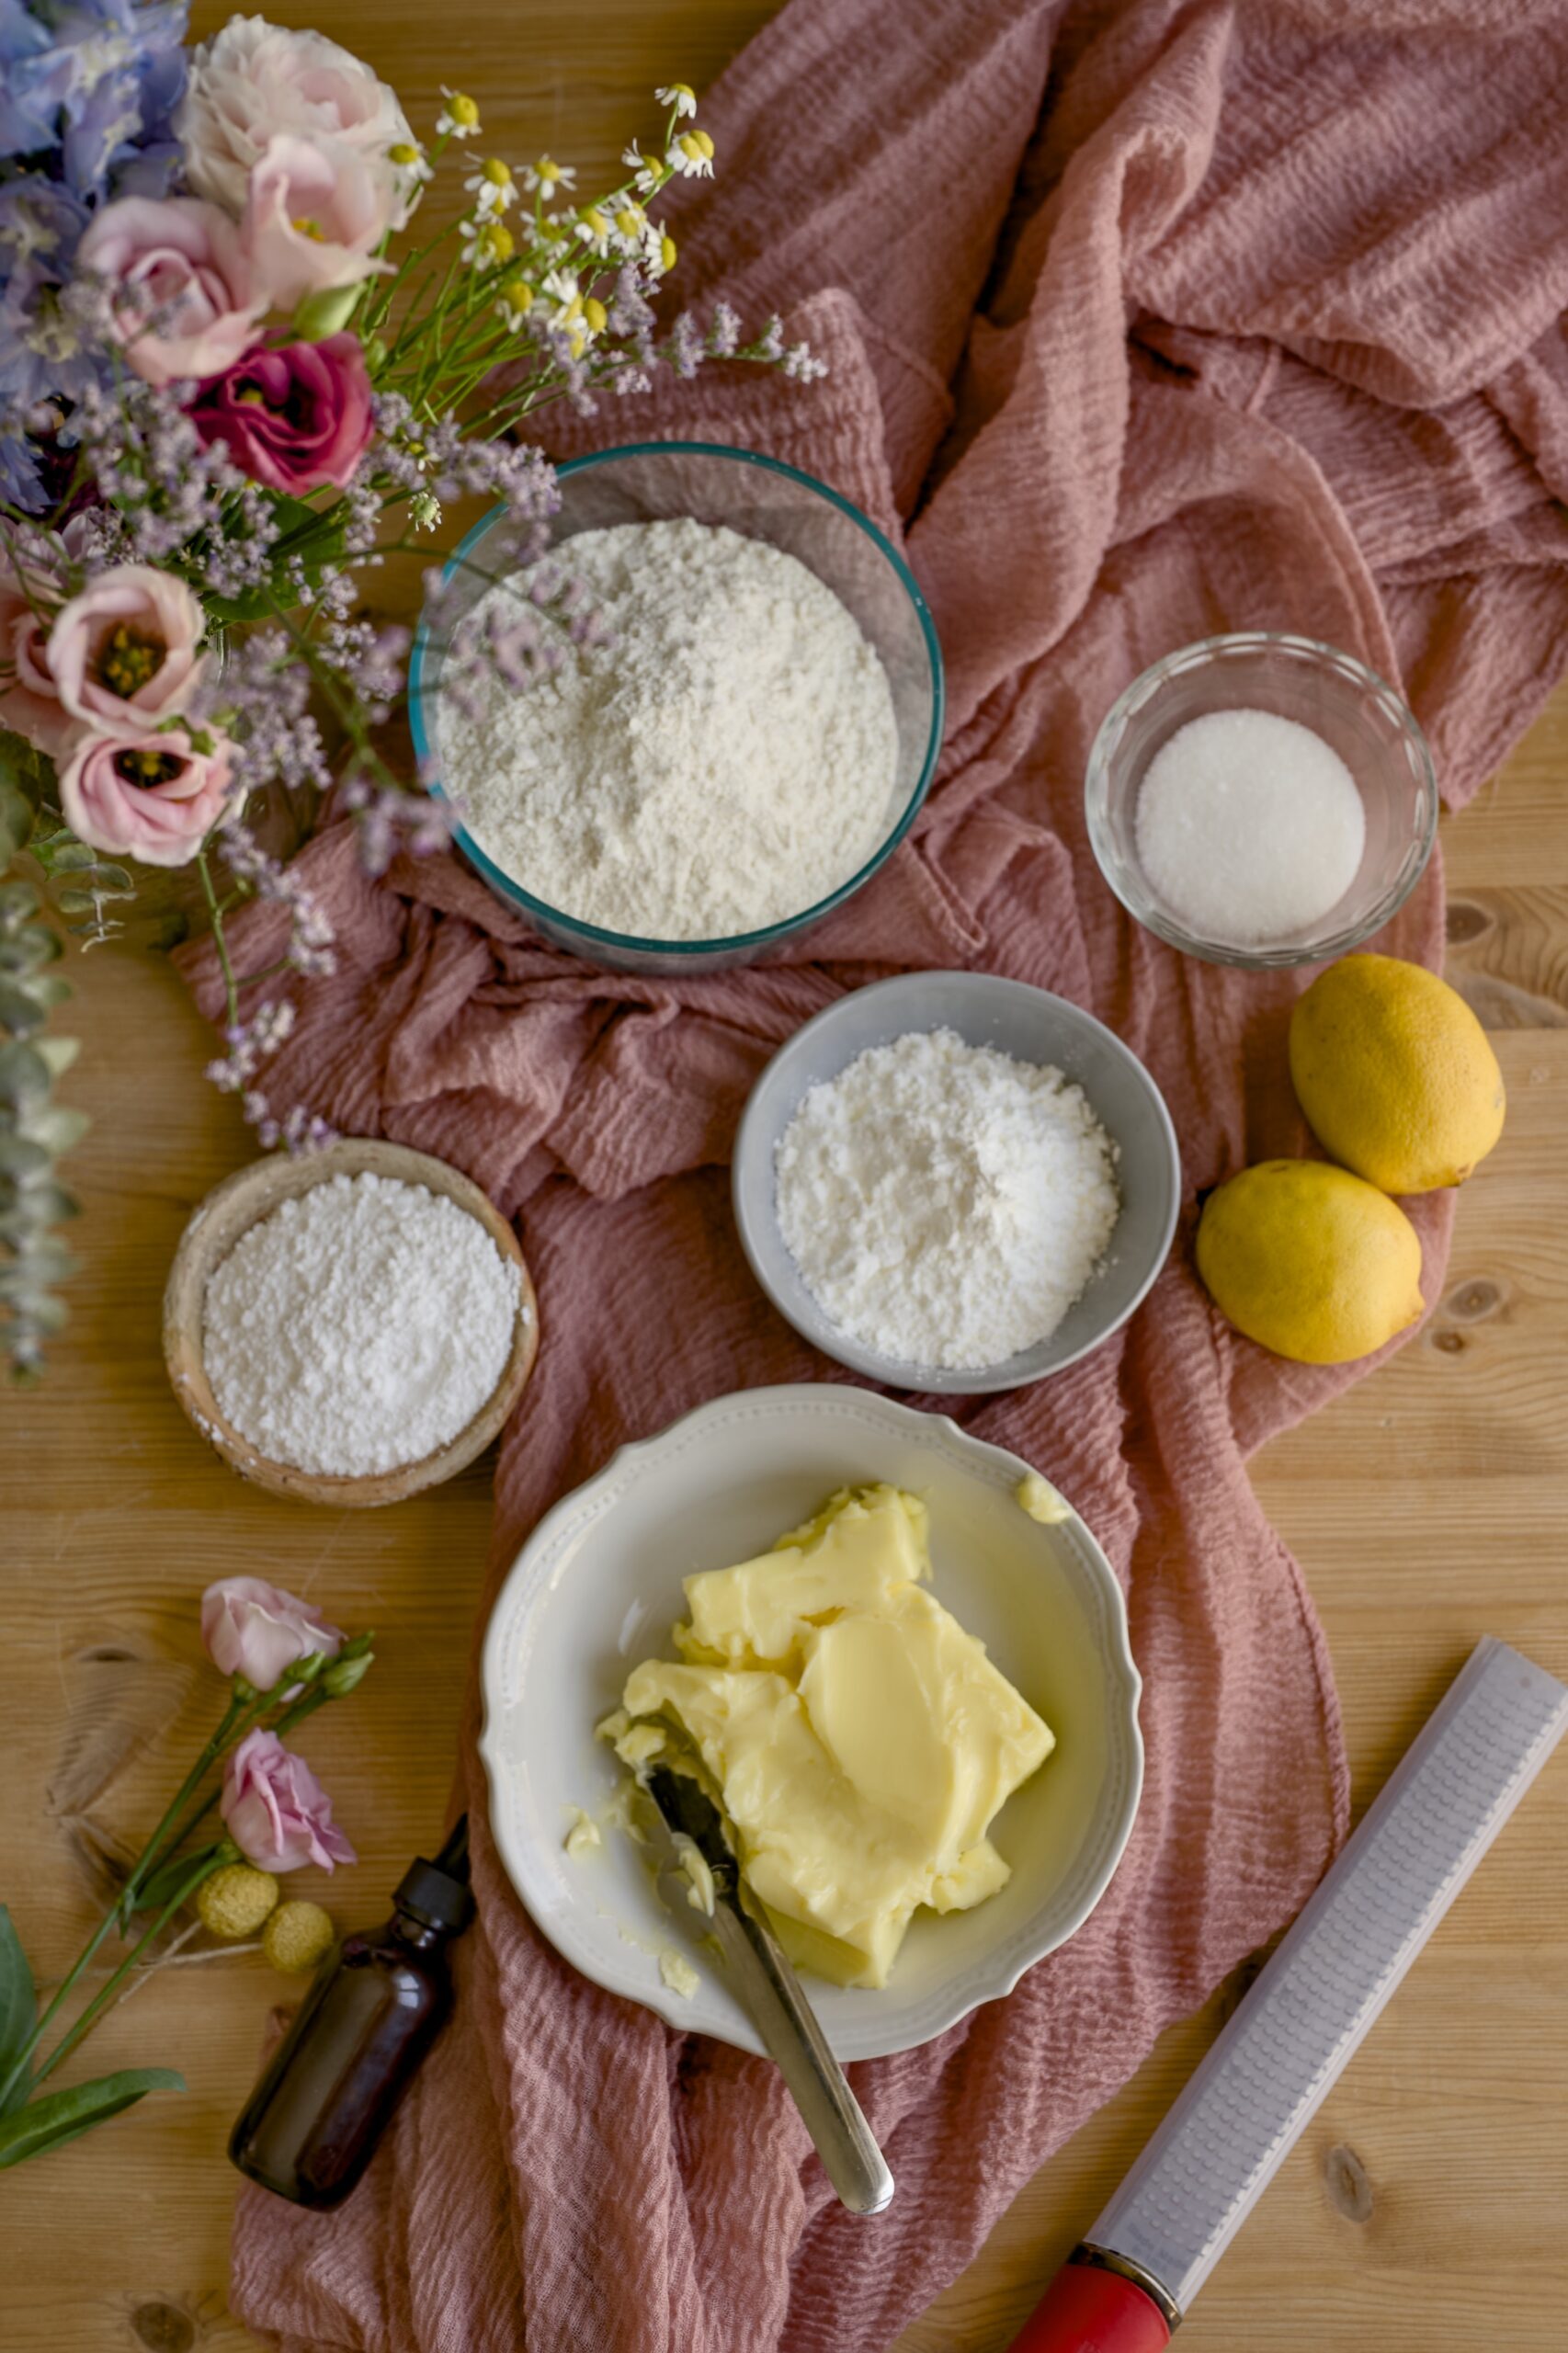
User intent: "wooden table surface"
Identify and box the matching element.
[6,6,1568,2348]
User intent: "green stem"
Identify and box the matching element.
[197,852,240,1029]
[29,1854,222,2094]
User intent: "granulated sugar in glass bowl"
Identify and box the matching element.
[164,1141,539,1506]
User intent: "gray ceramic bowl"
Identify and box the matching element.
[733,971,1182,1393]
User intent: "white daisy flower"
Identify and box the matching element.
[541,266,581,323]
[666,129,715,179]
[574,206,613,258]
[437,87,481,138]
[521,156,576,197]
[655,83,698,119]
[460,217,517,269]
[463,158,517,216]
[620,140,667,197]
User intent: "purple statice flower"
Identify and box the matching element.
[0,0,190,510]
[339,773,458,878]
[206,997,298,1093]
[665,310,705,381]
[241,1093,336,1154]
[708,299,741,359]
[219,811,337,979]
[199,627,331,801]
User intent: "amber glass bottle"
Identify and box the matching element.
[229,1817,474,2209]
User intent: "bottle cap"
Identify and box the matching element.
[394,1813,475,1935]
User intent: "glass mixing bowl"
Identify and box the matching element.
[409,441,944,974]
[1084,631,1438,970]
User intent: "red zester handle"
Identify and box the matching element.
[1006,2256,1174,2353]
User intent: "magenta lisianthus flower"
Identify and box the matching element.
[0,569,72,756]
[222,1729,357,1874]
[56,724,234,868]
[44,563,207,733]
[188,335,374,494]
[76,196,265,389]
[200,1575,345,1690]
[242,133,396,309]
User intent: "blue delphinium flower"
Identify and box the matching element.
[0,0,190,512]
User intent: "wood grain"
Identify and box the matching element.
[4,6,1568,2347]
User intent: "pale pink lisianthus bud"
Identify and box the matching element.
[56,724,235,868]
[222,1729,358,1874]
[75,195,265,388]
[45,563,207,732]
[177,16,417,230]
[0,566,73,757]
[201,1574,345,1689]
[242,134,396,309]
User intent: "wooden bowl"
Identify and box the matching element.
[163,1138,539,1507]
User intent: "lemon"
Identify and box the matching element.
[1290,954,1505,1194]
[1196,1159,1426,1364]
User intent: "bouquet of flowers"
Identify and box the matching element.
[0,5,815,1376]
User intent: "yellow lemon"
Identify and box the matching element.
[1289,953,1505,1194]
[1196,1159,1426,1365]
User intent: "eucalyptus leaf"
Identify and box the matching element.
[0,727,51,807]
[0,1040,51,1109]
[0,929,62,974]
[55,887,137,915]
[0,1239,76,1283]
[0,1134,49,1179]
[21,1104,90,1155]
[0,2066,185,2168]
[0,879,40,926]
[47,842,100,873]
[0,983,46,1036]
[23,972,72,1010]
[0,781,35,860]
[0,1908,35,2119]
[0,1285,67,1331]
[0,1185,79,1240]
[32,1034,79,1077]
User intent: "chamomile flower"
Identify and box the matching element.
[389,142,434,191]
[464,157,517,216]
[643,220,677,275]
[461,216,516,268]
[582,296,608,336]
[497,276,535,322]
[540,266,581,323]
[522,156,576,197]
[575,206,612,258]
[667,128,715,178]
[437,88,481,138]
[612,199,647,251]
[655,83,699,119]
[620,140,669,197]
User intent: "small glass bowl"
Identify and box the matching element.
[409,441,944,975]
[1084,632,1438,970]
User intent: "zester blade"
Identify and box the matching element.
[1087,1637,1568,2315]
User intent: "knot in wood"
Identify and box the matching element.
[1324,2142,1374,2223]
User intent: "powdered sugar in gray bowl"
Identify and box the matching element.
[733,972,1181,1394]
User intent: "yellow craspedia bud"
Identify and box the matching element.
[446,92,480,131]
[389,142,422,167]
[657,233,677,274]
[197,1864,279,1940]
[263,1899,336,1976]
[499,276,534,316]
[583,296,608,334]
[479,221,515,264]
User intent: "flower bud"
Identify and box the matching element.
[197,1862,280,1939]
[320,1648,374,1699]
[291,282,364,342]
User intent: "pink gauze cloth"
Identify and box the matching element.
[182,2,1568,2347]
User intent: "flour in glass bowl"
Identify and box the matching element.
[774,1029,1121,1370]
[441,518,901,940]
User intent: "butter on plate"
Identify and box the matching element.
[614,1484,1054,1990]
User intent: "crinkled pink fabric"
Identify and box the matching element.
[184,3,1568,2346]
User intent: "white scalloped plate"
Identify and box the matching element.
[478,1384,1143,2060]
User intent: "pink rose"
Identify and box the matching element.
[76,196,265,388]
[45,564,207,733]
[178,17,418,230]
[57,724,234,868]
[222,1730,357,1874]
[242,134,395,311]
[201,1575,345,1689]
[0,565,72,756]
[188,334,373,493]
